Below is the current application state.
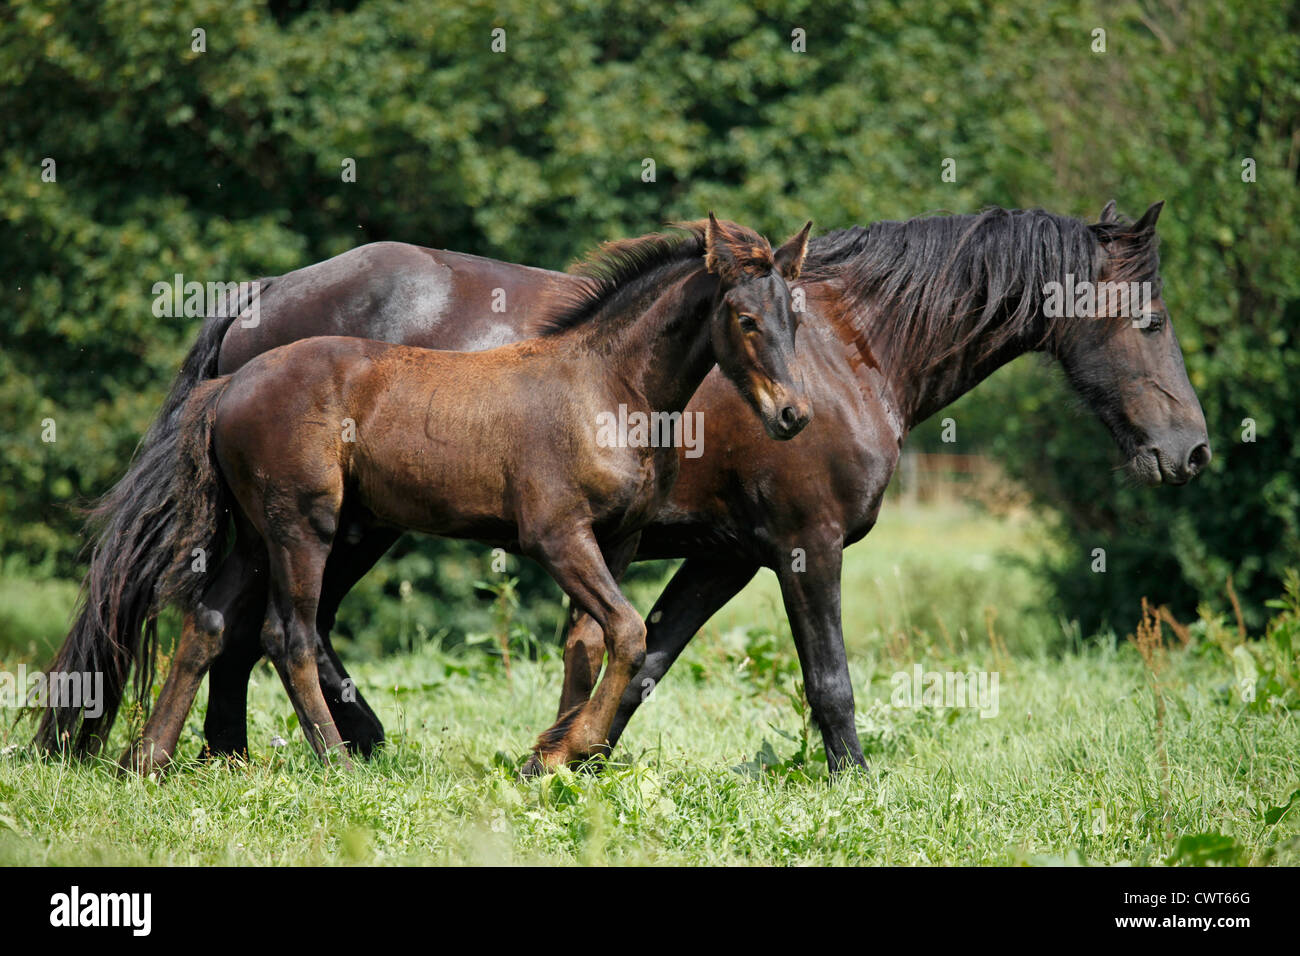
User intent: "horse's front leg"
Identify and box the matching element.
[527,528,646,772]
[774,535,868,775]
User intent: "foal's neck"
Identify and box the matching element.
[580,263,720,413]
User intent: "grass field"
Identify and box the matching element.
[1,501,1296,865]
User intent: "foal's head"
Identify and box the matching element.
[1054,201,1211,485]
[702,213,813,440]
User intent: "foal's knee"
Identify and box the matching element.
[607,608,647,674]
[285,623,317,671]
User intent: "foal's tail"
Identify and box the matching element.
[33,285,262,756]
[152,377,235,615]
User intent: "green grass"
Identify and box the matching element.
[1,501,1296,865]
[0,572,80,663]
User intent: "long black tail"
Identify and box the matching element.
[33,281,269,755]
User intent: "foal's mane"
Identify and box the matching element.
[537,220,771,336]
[804,206,1162,367]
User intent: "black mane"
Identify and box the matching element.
[804,207,1161,366]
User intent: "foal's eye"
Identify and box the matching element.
[738,314,759,333]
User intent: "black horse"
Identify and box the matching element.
[40,201,1210,773]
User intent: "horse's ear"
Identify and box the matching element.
[1099,200,1119,223]
[774,221,812,281]
[1131,200,1164,235]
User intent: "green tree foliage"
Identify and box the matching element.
[1,0,1295,637]
[913,3,1300,632]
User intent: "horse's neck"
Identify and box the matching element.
[836,228,1094,430]
[595,268,718,413]
[832,292,1041,434]
[892,326,1032,430]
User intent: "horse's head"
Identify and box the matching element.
[702,213,813,440]
[1055,201,1210,485]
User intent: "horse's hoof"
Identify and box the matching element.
[198,742,250,763]
[343,734,384,759]
[575,754,607,775]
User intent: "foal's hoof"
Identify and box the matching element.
[322,749,354,771]
[519,751,549,778]
[519,748,608,779]
[520,749,574,778]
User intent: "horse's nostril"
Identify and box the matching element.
[780,405,798,428]
[1187,442,1211,471]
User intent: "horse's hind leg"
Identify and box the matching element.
[200,541,268,759]
[201,595,265,759]
[122,546,256,774]
[202,528,393,759]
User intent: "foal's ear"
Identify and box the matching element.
[1098,199,1119,223]
[704,212,777,283]
[773,221,813,281]
[704,212,740,282]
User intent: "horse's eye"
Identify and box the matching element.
[1136,312,1164,333]
[738,314,759,333]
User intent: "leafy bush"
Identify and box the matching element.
[2,1,1295,640]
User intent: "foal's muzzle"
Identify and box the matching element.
[760,382,812,440]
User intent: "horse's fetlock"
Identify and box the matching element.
[260,619,288,660]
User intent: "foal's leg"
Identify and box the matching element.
[204,528,394,758]
[122,548,253,774]
[554,535,639,717]
[527,530,646,771]
[260,532,350,765]
[311,527,400,755]
[251,474,351,765]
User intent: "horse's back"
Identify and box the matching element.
[216,241,569,374]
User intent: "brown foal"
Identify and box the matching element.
[126,216,812,772]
